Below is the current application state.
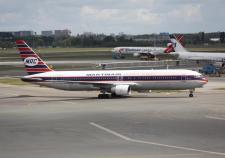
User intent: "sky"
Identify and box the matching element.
[0,0,225,35]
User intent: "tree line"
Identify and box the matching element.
[0,35,168,48]
[0,32,224,48]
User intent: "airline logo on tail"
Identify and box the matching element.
[16,40,53,75]
[24,57,39,66]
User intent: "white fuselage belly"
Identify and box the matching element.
[25,70,206,91]
[36,80,203,91]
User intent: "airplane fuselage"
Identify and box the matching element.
[170,36,225,62]
[175,51,225,61]
[112,47,165,56]
[22,69,207,92]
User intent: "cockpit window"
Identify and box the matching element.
[194,75,203,78]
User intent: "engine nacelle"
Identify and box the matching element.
[133,53,140,57]
[111,85,131,96]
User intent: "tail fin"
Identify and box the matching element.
[169,35,188,52]
[164,43,175,53]
[16,40,53,75]
[175,35,185,46]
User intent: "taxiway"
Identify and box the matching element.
[0,78,225,158]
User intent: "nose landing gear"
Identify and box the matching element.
[189,89,195,97]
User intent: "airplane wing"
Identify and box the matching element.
[54,80,138,91]
[21,77,137,89]
[56,80,137,88]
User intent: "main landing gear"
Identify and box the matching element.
[98,93,110,99]
[98,92,119,99]
[189,89,195,97]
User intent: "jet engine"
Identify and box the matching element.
[111,85,131,96]
[133,53,140,57]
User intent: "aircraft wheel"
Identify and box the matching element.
[98,94,110,99]
[111,93,118,98]
[189,93,194,97]
[105,94,110,99]
[98,94,102,99]
[189,89,195,98]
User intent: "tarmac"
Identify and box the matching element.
[0,78,225,158]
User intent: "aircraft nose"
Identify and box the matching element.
[112,48,118,53]
[201,77,208,84]
[111,48,116,52]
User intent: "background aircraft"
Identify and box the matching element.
[16,40,207,98]
[112,43,174,60]
[169,35,225,67]
[111,36,185,60]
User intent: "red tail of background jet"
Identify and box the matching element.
[175,34,185,46]
[164,43,174,53]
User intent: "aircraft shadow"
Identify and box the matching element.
[0,94,188,101]
[0,95,96,101]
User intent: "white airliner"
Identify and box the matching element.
[170,35,225,65]
[16,40,208,98]
[112,43,175,59]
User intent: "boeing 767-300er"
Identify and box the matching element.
[16,40,208,98]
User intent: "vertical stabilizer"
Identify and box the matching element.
[16,40,53,75]
[169,35,188,52]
